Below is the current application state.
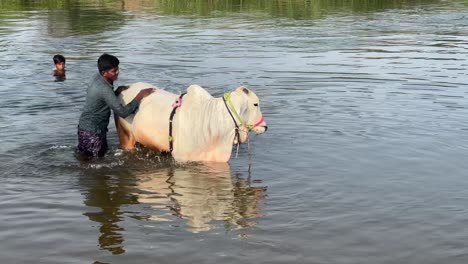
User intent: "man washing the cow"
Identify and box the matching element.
[76,53,155,157]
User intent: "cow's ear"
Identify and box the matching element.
[241,86,249,95]
[235,86,249,95]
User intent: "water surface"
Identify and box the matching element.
[1,0,468,263]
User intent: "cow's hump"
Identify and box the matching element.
[187,85,213,100]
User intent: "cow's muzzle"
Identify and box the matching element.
[253,125,268,134]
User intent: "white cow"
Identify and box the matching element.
[116,83,267,162]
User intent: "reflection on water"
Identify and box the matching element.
[79,157,266,254]
[80,168,139,255]
[0,0,448,37]
[0,1,126,36]
[136,162,266,233]
[54,70,66,82]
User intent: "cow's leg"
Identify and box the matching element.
[115,116,136,150]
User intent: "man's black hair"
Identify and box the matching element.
[53,54,65,64]
[97,53,119,73]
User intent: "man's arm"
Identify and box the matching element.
[103,86,156,118]
[102,86,139,118]
[115,85,129,96]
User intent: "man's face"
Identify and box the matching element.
[55,62,65,71]
[102,67,119,82]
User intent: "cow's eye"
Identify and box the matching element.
[254,103,258,107]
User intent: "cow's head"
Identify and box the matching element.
[232,86,268,138]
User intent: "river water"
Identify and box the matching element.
[1,0,468,263]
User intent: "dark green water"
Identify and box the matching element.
[1,0,468,263]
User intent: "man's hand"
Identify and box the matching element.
[135,88,156,103]
[115,85,130,95]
